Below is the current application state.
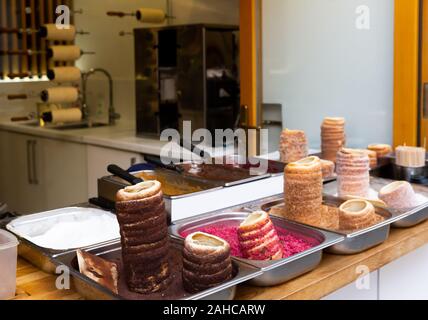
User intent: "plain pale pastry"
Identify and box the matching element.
[339,199,378,231]
[379,181,419,209]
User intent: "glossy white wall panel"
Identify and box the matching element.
[263,0,394,149]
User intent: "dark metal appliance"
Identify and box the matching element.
[134,24,240,137]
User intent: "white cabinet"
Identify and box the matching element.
[0,131,88,214]
[1,132,46,213]
[42,137,88,210]
[86,145,143,198]
[323,272,379,300]
[0,130,145,212]
[324,245,428,300]
[379,244,428,300]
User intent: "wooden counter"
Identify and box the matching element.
[12,219,428,300]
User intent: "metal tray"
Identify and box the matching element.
[99,169,224,202]
[324,177,428,228]
[169,212,343,287]
[5,204,120,274]
[260,195,395,255]
[52,238,262,300]
[216,156,286,177]
[177,162,272,187]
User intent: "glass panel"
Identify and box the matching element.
[262,0,395,149]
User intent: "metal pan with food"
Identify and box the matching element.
[169,211,343,287]
[368,177,428,228]
[260,195,395,255]
[52,237,262,300]
[5,205,120,273]
[144,154,272,187]
[324,177,428,228]
[99,163,284,222]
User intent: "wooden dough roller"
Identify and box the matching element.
[48,45,81,61]
[40,24,76,41]
[107,7,167,23]
[41,87,79,104]
[47,67,81,83]
[46,108,83,124]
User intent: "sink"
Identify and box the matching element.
[21,122,108,130]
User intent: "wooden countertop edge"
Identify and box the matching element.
[12,220,428,300]
[235,221,428,300]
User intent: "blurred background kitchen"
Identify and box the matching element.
[0,0,425,228]
[1,0,428,301]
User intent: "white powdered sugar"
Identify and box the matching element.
[9,208,120,250]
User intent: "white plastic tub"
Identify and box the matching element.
[0,230,19,300]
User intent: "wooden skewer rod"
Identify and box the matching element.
[7,94,30,100]
[0,27,89,36]
[119,31,133,37]
[106,11,136,18]
[0,49,95,56]
[106,10,174,20]
[7,72,31,78]
[24,7,83,15]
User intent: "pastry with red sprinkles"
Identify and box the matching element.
[237,211,283,260]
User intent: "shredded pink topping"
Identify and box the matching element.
[181,223,317,260]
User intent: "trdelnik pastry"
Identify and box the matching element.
[379,181,419,209]
[321,117,346,162]
[355,149,378,169]
[182,232,233,293]
[336,148,370,198]
[279,129,308,163]
[339,199,380,231]
[115,181,171,294]
[367,144,392,159]
[284,156,323,226]
[321,159,335,179]
[238,211,283,260]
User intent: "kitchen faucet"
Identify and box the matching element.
[81,68,120,125]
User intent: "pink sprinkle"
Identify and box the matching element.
[181,223,316,260]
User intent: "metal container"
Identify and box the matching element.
[324,176,428,228]
[6,205,120,274]
[169,212,343,287]
[371,158,428,183]
[99,169,284,222]
[369,176,428,228]
[176,162,272,187]
[99,169,223,202]
[260,195,394,255]
[52,238,262,300]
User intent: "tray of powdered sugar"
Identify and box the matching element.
[6,206,120,255]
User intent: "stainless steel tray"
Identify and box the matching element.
[169,212,343,287]
[99,169,224,201]
[52,238,262,300]
[5,204,120,274]
[324,177,428,228]
[177,162,272,187]
[260,195,395,255]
